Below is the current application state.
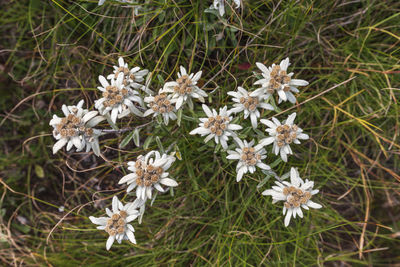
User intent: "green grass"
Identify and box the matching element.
[1,0,400,265]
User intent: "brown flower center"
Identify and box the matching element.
[275,124,298,147]
[240,147,261,166]
[105,211,128,236]
[149,94,174,113]
[268,65,291,93]
[134,160,164,187]
[239,96,259,112]
[173,75,193,95]
[203,115,230,137]
[55,113,93,138]
[283,186,311,209]
[115,67,136,86]
[102,85,128,108]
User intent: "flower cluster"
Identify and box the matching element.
[189,57,321,226]
[50,56,321,251]
[50,57,210,250]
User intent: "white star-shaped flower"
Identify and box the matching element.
[89,196,145,250]
[119,151,178,200]
[106,57,149,92]
[228,86,274,129]
[226,139,270,182]
[210,0,241,17]
[95,72,143,124]
[49,100,104,156]
[143,89,177,125]
[251,57,309,104]
[162,66,207,110]
[190,104,243,150]
[262,167,322,227]
[259,112,309,162]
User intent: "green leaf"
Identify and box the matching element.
[119,131,135,149]
[34,164,44,178]
[133,128,140,147]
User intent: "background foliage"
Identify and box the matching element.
[0,0,399,265]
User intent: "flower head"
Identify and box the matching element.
[162,66,207,110]
[227,139,270,182]
[262,168,322,226]
[107,57,149,92]
[49,100,104,155]
[95,72,143,123]
[210,0,241,17]
[252,58,309,104]
[143,90,177,125]
[189,104,243,150]
[89,196,145,250]
[119,151,177,200]
[259,112,309,162]
[228,86,274,129]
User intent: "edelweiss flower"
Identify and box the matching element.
[143,90,177,125]
[259,112,309,162]
[95,72,143,124]
[252,57,309,104]
[190,104,242,150]
[106,57,149,92]
[227,139,270,182]
[162,66,207,110]
[89,196,145,250]
[210,0,241,17]
[119,151,178,200]
[49,100,104,155]
[228,86,274,129]
[262,167,322,226]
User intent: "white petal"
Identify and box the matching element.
[290,79,309,86]
[52,138,68,154]
[286,112,297,125]
[202,104,213,117]
[106,235,115,250]
[112,196,118,213]
[284,208,292,227]
[160,178,178,187]
[260,137,275,146]
[307,200,322,209]
[126,230,137,244]
[277,90,287,101]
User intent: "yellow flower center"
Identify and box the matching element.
[240,147,261,166]
[283,186,311,209]
[56,113,93,138]
[102,86,128,108]
[203,115,230,137]
[134,160,164,187]
[149,94,174,114]
[173,75,193,95]
[105,210,128,236]
[239,96,259,112]
[275,124,298,147]
[268,65,291,93]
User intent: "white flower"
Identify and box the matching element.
[252,57,309,104]
[210,0,241,17]
[106,57,149,92]
[259,112,309,162]
[143,90,177,125]
[49,100,104,156]
[162,66,207,110]
[118,151,177,200]
[189,104,242,150]
[95,72,143,124]
[89,196,145,250]
[262,167,322,227]
[228,86,274,129]
[226,139,270,182]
